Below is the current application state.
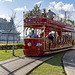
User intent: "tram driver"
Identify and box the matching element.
[30,30,36,38]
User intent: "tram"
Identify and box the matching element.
[23,10,74,56]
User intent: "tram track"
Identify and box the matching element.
[0,55,54,75]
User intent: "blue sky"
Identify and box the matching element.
[0,0,75,36]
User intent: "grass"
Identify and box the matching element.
[0,49,23,61]
[30,52,65,75]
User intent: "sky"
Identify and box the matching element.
[0,0,75,36]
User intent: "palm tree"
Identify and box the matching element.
[67,19,75,27]
[33,4,39,13]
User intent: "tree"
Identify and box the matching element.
[33,4,39,13]
[67,19,75,27]
[8,11,21,56]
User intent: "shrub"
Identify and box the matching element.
[0,44,24,50]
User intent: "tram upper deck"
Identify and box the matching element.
[24,18,74,32]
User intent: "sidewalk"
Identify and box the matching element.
[0,55,53,75]
[63,47,75,75]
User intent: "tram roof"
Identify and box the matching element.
[24,18,74,32]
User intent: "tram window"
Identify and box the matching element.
[24,28,43,38]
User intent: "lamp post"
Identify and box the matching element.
[11,17,15,56]
[12,22,15,56]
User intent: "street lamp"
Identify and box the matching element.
[10,17,15,56]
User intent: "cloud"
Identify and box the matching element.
[34,1,43,6]
[14,6,27,11]
[50,1,56,6]
[0,0,12,2]
[48,1,75,20]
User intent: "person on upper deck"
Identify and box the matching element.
[36,9,42,18]
[30,11,33,18]
[48,9,56,20]
[30,30,36,38]
[42,9,47,18]
[33,10,36,18]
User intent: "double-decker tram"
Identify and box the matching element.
[23,10,74,56]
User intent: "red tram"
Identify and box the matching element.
[23,17,74,56]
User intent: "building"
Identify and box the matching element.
[0,18,20,43]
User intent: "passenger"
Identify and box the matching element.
[23,12,26,19]
[33,10,36,18]
[36,9,41,18]
[65,34,68,42]
[40,33,44,38]
[30,30,36,38]
[62,35,65,44]
[60,18,62,22]
[57,36,59,45]
[48,34,54,42]
[30,11,33,18]
[42,9,47,18]
[36,35,39,38]
[24,12,29,19]
[53,34,56,46]
[47,9,56,20]
[57,36,61,45]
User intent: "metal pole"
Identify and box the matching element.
[12,33,15,56]
[11,18,15,56]
[43,25,45,51]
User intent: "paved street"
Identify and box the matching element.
[63,47,75,75]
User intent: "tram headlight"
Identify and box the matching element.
[27,42,31,47]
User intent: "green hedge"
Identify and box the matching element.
[0,44,24,50]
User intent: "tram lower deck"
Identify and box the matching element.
[23,38,73,56]
[23,18,74,56]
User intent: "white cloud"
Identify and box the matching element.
[14,6,27,11]
[34,1,43,6]
[50,1,56,6]
[48,1,75,20]
[0,0,12,2]
[54,2,64,10]
[62,4,74,11]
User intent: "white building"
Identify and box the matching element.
[0,18,20,43]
